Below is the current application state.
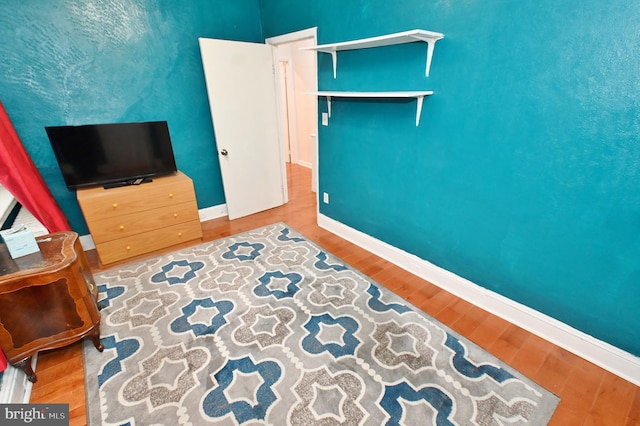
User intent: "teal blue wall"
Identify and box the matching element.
[260,1,640,356]
[0,0,263,234]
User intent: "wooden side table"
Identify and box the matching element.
[0,231,103,383]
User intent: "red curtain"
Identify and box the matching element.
[0,102,70,233]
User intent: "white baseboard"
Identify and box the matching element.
[79,234,95,251]
[198,203,228,222]
[318,213,640,387]
[0,356,36,403]
[79,204,229,252]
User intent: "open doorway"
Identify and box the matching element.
[266,28,318,194]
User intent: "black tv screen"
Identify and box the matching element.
[45,121,178,190]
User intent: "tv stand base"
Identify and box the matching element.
[103,177,153,189]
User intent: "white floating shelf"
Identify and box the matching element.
[301,29,444,78]
[309,91,434,126]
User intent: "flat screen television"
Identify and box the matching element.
[45,121,178,190]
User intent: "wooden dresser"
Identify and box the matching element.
[0,232,103,383]
[77,171,203,265]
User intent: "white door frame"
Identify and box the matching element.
[266,28,319,194]
[278,57,299,164]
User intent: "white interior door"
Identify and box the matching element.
[199,38,287,220]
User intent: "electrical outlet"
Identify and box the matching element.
[323,192,329,204]
[322,113,329,126]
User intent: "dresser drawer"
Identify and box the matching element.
[87,202,200,244]
[77,174,196,221]
[95,220,202,265]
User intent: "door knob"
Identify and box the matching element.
[220,149,228,156]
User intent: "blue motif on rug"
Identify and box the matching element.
[367,283,411,314]
[302,313,360,357]
[222,242,265,261]
[381,382,455,426]
[170,298,235,337]
[202,356,281,423]
[277,227,305,242]
[445,333,515,383]
[151,260,204,285]
[98,335,140,388]
[97,283,125,310]
[314,251,348,271]
[255,270,302,299]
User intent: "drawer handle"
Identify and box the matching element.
[178,232,183,237]
[126,245,131,251]
[119,225,125,231]
[169,193,174,198]
[112,203,118,209]
[173,213,178,218]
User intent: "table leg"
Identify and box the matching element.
[14,357,37,383]
[89,327,104,352]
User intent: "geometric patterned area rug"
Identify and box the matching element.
[83,222,559,425]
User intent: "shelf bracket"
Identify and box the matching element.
[407,35,441,77]
[425,40,436,77]
[415,95,424,126]
[330,51,337,79]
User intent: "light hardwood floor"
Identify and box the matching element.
[30,164,639,425]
